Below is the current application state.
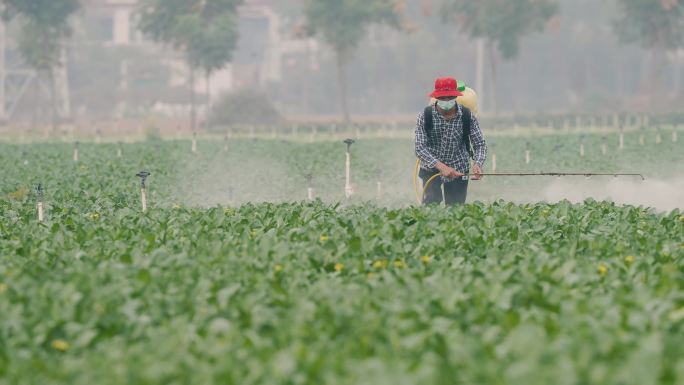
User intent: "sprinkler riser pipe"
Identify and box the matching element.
[601,144,607,155]
[344,152,352,198]
[639,135,645,145]
[525,150,530,164]
[141,187,147,212]
[491,154,497,171]
[377,182,382,200]
[307,187,314,201]
[673,131,678,142]
[73,148,79,162]
[37,202,44,222]
[579,144,585,157]
[656,134,661,144]
[619,133,624,149]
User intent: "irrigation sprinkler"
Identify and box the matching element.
[95,128,102,144]
[673,129,678,143]
[619,126,624,150]
[117,141,123,158]
[375,168,383,200]
[601,136,607,156]
[579,135,585,157]
[525,142,531,164]
[73,142,79,162]
[310,125,317,143]
[223,135,229,152]
[639,127,645,146]
[192,131,197,153]
[136,171,151,213]
[21,150,29,166]
[343,138,355,198]
[305,174,315,201]
[490,142,497,171]
[36,184,44,222]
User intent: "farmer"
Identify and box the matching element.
[415,77,488,205]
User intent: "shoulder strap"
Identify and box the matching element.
[461,106,474,158]
[424,106,434,138]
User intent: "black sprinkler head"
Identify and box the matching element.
[136,171,151,188]
[36,183,44,199]
[344,138,355,151]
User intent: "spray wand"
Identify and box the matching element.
[413,159,644,204]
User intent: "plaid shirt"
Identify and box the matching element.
[414,103,487,176]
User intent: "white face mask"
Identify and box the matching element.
[436,99,456,111]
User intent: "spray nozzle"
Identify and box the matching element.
[136,171,151,188]
[305,173,314,187]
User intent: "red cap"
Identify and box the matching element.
[429,77,464,98]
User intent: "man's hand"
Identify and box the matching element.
[436,162,464,179]
[471,164,483,180]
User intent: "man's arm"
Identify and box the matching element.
[414,111,439,168]
[469,114,488,168]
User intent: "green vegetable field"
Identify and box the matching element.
[1,131,683,384]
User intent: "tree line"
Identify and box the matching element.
[1,0,682,126]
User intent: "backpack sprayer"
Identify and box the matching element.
[414,80,645,204]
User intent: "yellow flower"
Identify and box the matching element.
[597,264,608,276]
[274,264,283,273]
[420,255,432,264]
[51,339,70,352]
[319,234,329,242]
[372,260,388,269]
[173,203,182,209]
[224,208,234,215]
[88,212,100,220]
[624,255,635,265]
[334,263,344,272]
[393,260,406,268]
[0,283,7,294]
[250,230,257,238]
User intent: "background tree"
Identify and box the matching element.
[2,0,80,128]
[614,0,683,94]
[441,0,558,113]
[138,0,242,131]
[304,0,404,123]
